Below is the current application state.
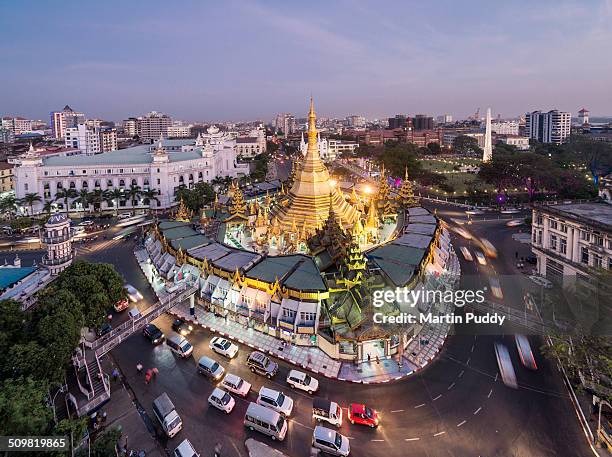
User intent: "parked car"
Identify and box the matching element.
[143,324,165,345]
[246,351,278,379]
[208,387,235,414]
[348,403,379,427]
[78,220,94,227]
[125,284,143,302]
[209,337,239,359]
[98,322,112,337]
[286,370,319,394]
[173,439,199,457]
[172,318,193,336]
[221,373,251,397]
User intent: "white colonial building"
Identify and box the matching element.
[13,126,250,213]
[299,133,357,161]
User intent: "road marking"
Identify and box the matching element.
[494,373,499,382]
[487,389,493,398]
[414,403,425,409]
[457,420,467,427]
[471,343,475,352]
[231,441,243,457]
[447,382,455,390]
[433,394,442,401]
[466,357,471,365]
[347,437,355,440]
[371,439,385,442]
[474,407,482,415]
[458,370,465,378]
[405,438,421,441]
[433,431,446,437]
[391,409,404,413]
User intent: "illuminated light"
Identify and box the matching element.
[329,179,337,187]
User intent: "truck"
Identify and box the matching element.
[153,393,182,437]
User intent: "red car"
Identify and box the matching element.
[114,299,129,312]
[348,403,379,427]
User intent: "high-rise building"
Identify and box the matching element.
[578,108,590,125]
[137,111,173,142]
[274,113,296,135]
[436,114,453,124]
[388,115,407,129]
[490,120,519,135]
[0,127,15,144]
[166,125,193,138]
[50,105,85,139]
[64,124,117,155]
[525,110,571,144]
[1,117,32,135]
[123,117,139,137]
[413,114,434,131]
[345,115,366,128]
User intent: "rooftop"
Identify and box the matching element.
[536,202,612,232]
[0,266,37,290]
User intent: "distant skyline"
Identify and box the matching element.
[1,0,611,122]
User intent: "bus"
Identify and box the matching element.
[494,342,518,389]
[515,334,537,370]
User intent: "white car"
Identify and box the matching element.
[465,208,484,215]
[221,373,251,397]
[460,246,473,261]
[209,337,239,359]
[286,370,319,394]
[125,284,143,302]
[500,208,520,214]
[117,213,133,220]
[257,387,294,417]
[506,219,524,227]
[208,387,235,414]
[475,251,487,265]
[454,227,473,240]
[78,220,94,227]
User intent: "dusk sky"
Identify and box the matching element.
[1,0,611,122]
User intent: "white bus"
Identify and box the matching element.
[494,342,518,389]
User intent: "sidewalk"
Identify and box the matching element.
[98,357,164,457]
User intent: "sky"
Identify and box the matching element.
[1,0,611,122]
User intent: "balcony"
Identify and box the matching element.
[41,233,71,244]
[42,253,74,266]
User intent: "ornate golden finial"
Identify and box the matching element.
[174,198,191,222]
[307,97,318,153]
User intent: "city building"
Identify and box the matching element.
[166,125,192,138]
[236,129,266,158]
[64,124,118,155]
[13,128,249,213]
[50,105,85,139]
[578,108,589,126]
[41,213,74,275]
[345,115,366,128]
[275,113,296,135]
[0,162,15,193]
[122,117,139,137]
[0,127,15,144]
[525,110,571,144]
[1,117,32,135]
[436,114,453,124]
[136,111,173,142]
[405,129,442,147]
[490,119,519,135]
[413,115,434,131]
[299,133,358,161]
[0,255,52,310]
[498,135,530,151]
[531,202,612,285]
[388,115,408,130]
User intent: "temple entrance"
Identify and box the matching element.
[361,339,386,362]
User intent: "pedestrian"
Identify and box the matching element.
[145,369,152,384]
[112,368,120,382]
[367,353,371,363]
[214,442,222,457]
[376,355,380,364]
[307,354,312,366]
[515,251,518,259]
[136,363,143,373]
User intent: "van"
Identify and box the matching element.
[243,402,287,441]
[153,392,182,438]
[166,333,193,358]
[256,387,293,417]
[312,425,350,456]
[173,439,199,457]
[197,356,225,381]
[312,398,343,427]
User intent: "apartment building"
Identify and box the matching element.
[0,162,14,193]
[525,110,571,144]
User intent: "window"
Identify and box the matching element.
[536,230,542,245]
[594,255,602,268]
[560,224,567,233]
[581,247,589,265]
[82,170,86,174]
[300,312,316,322]
[119,179,125,187]
[536,215,543,225]
[95,180,100,187]
[56,182,63,189]
[107,179,113,187]
[82,181,88,188]
[581,231,591,242]
[157,178,160,185]
[560,238,567,255]
[69,181,75,189]
[594,235,603,246]
[608,258,612,270]
[549,220,558,230]
[24,183,28,191]
[549,235,557,250]
[282,309,296,319]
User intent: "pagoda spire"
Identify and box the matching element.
[397,166,418,208]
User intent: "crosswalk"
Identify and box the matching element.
[73,237,128,256]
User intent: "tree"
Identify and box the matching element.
[175,182,215,213]
[452,135,482,155]
[20,192,41,216]
[141,188,160,213]
[105,188,124,215]
[74,189,91,217]
[89,189,105,214]
[0,195,19,220]
[0,377,53,435]
[77,427,121,457]
[126,184,142,208]
[42,200,54,216]
[426,142,441,154]
[55,188,77,214]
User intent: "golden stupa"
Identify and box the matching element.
[270,98,360,233]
